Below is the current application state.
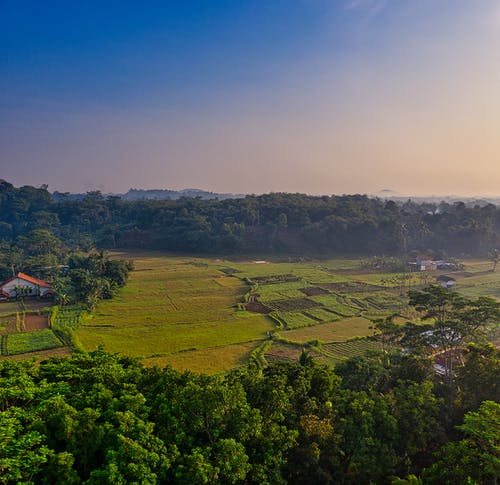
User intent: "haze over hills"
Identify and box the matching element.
[50,184,500,206]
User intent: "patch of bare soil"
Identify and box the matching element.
[300,286,329,296]
[269,298,320,312]
[24,314,49,331]
[244,302,272,314]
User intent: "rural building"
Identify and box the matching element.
[410,257,438,271]
[0,272,54,299]
[411,256,462,272]
[436,275,456,289]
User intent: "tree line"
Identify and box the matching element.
[0,342,498,484]
[1,180,500,257]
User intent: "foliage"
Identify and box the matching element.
[0,342,497,484]
[2,180,500,257]
[405,286,500,380]
[424,401,500,484]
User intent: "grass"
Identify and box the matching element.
[275,311,319,329]
[76,256,274,363]
[453,271,500,299]
[0,299,53,317]
[142,341,261,374]
[281,317,375,343]
[6,329,63,355]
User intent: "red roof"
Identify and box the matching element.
[16,272,51,287]
[0,272,52,289]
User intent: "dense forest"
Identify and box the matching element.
[1,180,499,259]
[1,343,498,484]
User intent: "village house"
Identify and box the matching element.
[0,272,54,299]
[436,275,456,289]
[409,256,438,271]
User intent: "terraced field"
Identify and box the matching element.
[3,254,497,372]
[317,340,384,364]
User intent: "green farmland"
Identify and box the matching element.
[72,253,500,372]
[75,255,274,372]
[3,253,499,373]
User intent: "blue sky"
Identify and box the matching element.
[1,1,500,195]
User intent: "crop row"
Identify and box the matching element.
[319,340,382,362]
[272,311,318,329]
[6,329,63,355]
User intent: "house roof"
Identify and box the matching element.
[436,275,456,282]
[17,272,51,287]
[0,272,51,288]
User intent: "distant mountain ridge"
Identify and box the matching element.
[51,188,246,201]
[49,185,500,206]
[121,188,246,201]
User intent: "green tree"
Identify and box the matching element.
[425,401,500,484]
[407,286,500,381]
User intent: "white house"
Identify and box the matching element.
[0,272,53,299]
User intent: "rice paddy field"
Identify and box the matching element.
[2,253,500,372]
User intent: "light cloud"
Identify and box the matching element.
[346,0,388,13]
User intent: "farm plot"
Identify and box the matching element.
[300,286,329,296]
[143,341,260,374]
[231,262,340,283]
[308,295,361,316]
[0,346,72,362]
[257,281,312,302]
[75,256,274,371]
[360,291,403,310]
[24,313,49,331]
[317,339,383,364]
[6,329,63,355]
[282,317,375,343]
[273,311,319,329]
[251,274,300,284]
[303,307,341,322]
[266,297,319,312]
[264,341,316,363]
[317,281,383,293]
[53,306,86,329]
[454,271,500,299]
[0,314,17,334]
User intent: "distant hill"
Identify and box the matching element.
[380,195,500,207]
[372,189,500,207]
[51,188,246,202]
[121,188,246,201]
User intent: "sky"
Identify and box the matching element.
[1,0,500,196]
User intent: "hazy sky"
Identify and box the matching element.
[1,0,500,195]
